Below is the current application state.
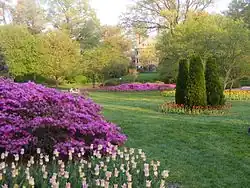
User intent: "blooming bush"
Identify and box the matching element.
[160,102,231,115]
[0,147,170,187]
[106,83,176,92]
[0,79,126,155]
[224,90,250,100]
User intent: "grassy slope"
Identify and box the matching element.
[90,91,250,188]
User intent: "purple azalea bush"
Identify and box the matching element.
[106,83,176,92]
[0,79,126,155]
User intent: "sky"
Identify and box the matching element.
[91,0,232,25]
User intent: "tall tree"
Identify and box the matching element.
[225,0,250,27]
[77,19,101,50]
[175,59,189,105]
[205,57,225,106]
[102,25,132,55]
[38,31,81,87]
[0,25,41,78]
[45,0,100,40]
[186,55,207,108]
[120,0,214,33]
[82,45,114,88]
[12,0,46,34]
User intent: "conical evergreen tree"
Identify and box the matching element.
[186,55,207,108]
[175,59,189,104]
[205,57,225,106]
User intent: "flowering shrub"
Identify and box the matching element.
[0,79,126,155]
[106,83,176,92]
[160,102,232,115]
[0,147,170,187]
[224,90,250,100]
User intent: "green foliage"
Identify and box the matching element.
[175,59,189,105]
[157,14,250,89]
[226,0,250,28]
[82,26,132,87]
[104,72,161,86]
[78,19,101,50]
[82,45,114,87]
[0,25,41,77]
[205,57,225,106]
[46,0,99,39]
[38,31,81,86]
[102,58,129,79]
[104,79,120,86]
[186,56,207,108]
[71,75,89,85]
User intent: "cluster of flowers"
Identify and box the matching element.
[224,90,250,101]
[162,89,250,101]
[161,90,175,97]
[0,79,126,155]
[105,83,176,92]
[0,146,170,187]
[160,102,232,115]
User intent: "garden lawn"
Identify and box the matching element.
[90,91,250,188]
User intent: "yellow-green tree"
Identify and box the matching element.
[38,31,81,87]
[82,45,114,87]
[139,47,158,70]
[0,25,41,78]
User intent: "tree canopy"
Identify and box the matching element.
[157,13,250,88]
[120,0,214,33]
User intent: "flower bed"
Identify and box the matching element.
[0,147,170,187]
[105,83,176,92]
[161,90,175,97]
[162,90,250,101]
[160,102,232,115]
[0,79,126,155]
[224,90,250,100]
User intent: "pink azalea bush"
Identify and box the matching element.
[106,83,176,92]
[0,79,126,155]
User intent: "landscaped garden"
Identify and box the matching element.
[1,0,250,187]
[90,91,250,188]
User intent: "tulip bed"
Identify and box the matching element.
[224,90,250,100]
[162,90,250,101]
[105,83,176,92]
[160,102,232,115]
[0,147,170,187]
[161,90,175,97]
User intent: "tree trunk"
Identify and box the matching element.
[92,74,96,88]
[224,82,228,90]
[230,81,234,90]
[55,79,59,88]
[33,74,37,82]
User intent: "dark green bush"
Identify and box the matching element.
[104,79,120,86]
[186,56,207,108]
[205,57,225,106]
[175,59,189,105]
[102,59,129,79]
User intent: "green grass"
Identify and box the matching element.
[89,91,250,188]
